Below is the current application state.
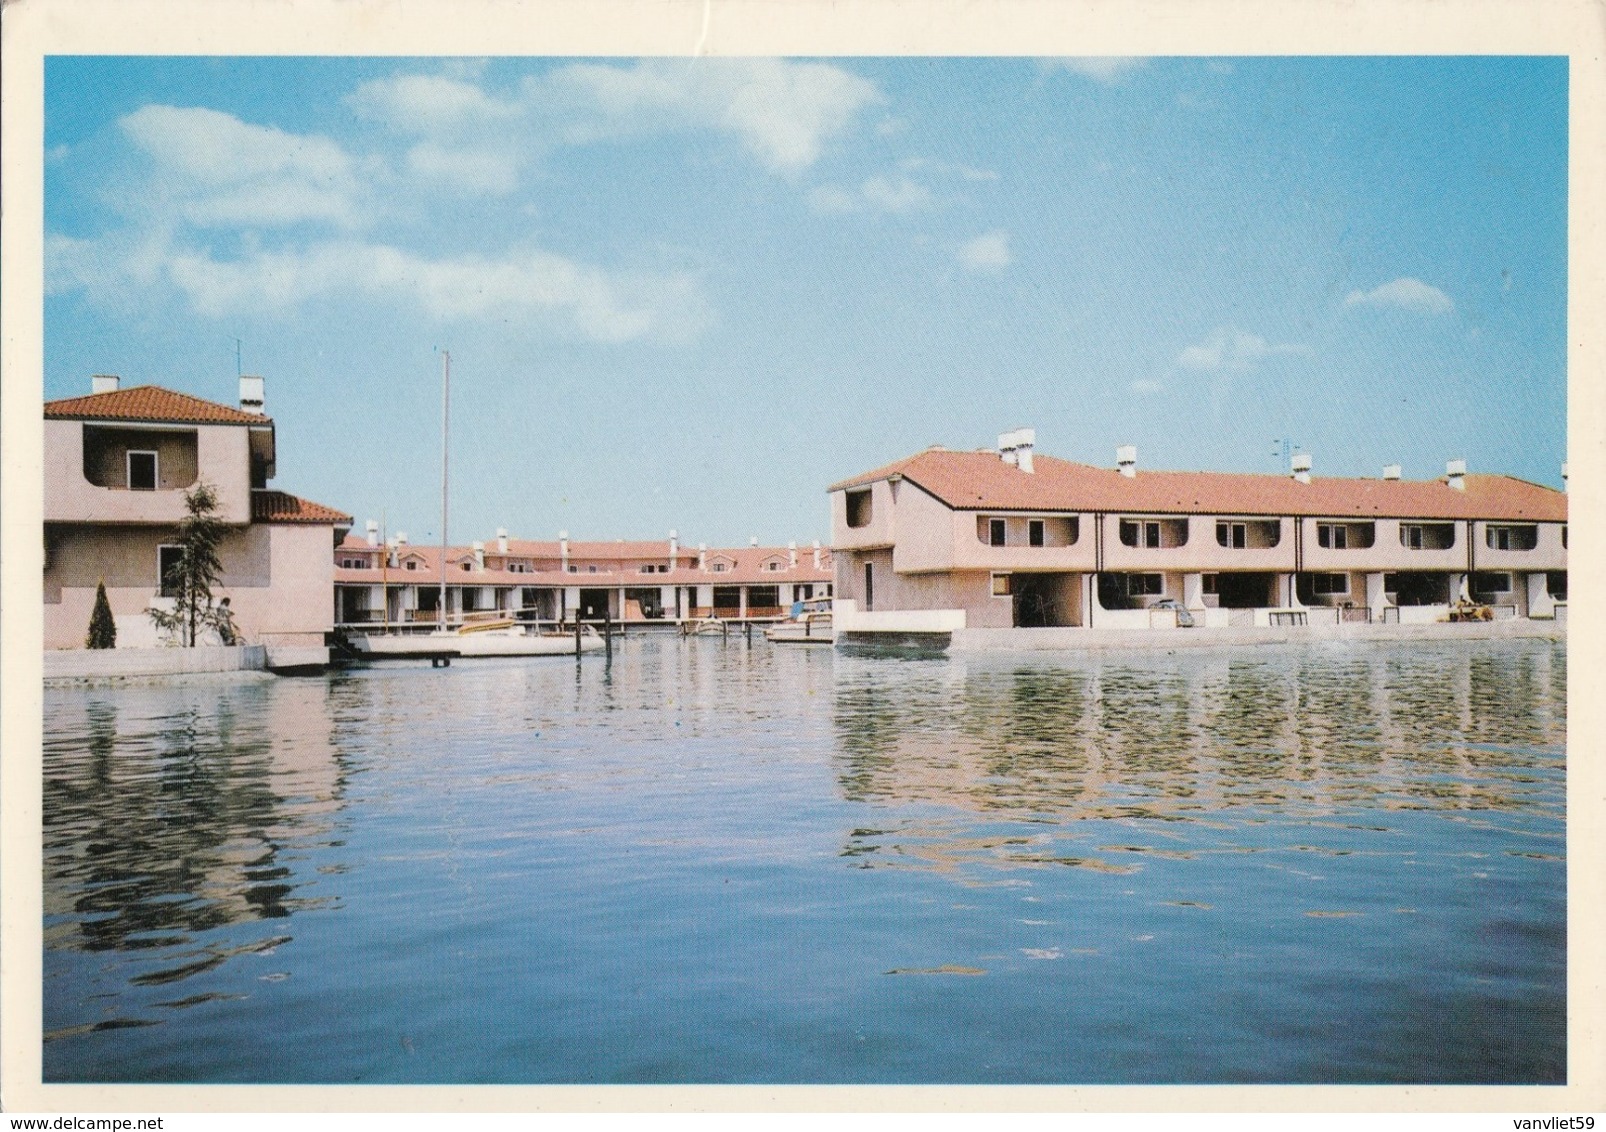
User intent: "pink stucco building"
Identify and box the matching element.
[830,430,1567,634]
[44,376,351,668]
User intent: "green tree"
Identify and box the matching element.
[149,482,234,647]
[86,579,117,649]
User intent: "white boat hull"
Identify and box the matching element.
[350,628,605,658]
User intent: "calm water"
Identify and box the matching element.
[42,636,1566,1084]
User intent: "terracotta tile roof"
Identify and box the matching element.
[251,490,352,525]
[45,384,271,425]
[831,450,1567,523]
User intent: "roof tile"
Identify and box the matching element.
[45,385,270,425]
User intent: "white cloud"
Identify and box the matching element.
[1044,58,1147,84]
[958,230,1012,272]
[348,74,520,135]
[1344,277,1455,314]
[809,173,931,214]
[50,233,710,345]
[404,142,519,194]
[541,58,881,173]
[120,105,365,228]
[1177,327,1309,371]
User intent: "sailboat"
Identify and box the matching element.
[348,352,604,660]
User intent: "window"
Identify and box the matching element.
[767,562,782,571]
[1471,571,1512,594]
[1548,571,1567,600]
[128,450,158,491]
[341,557,367,569]
[748,586,779,608]
[846,489,873,528]
[157,544,183,596]
[1400,522,1454,550]
[863,562,874,610]
[405,560,419,571]
[1402,525,1423,550]
[712,562,728,573]
[1485,525,1538,551]
[567,565,579,574]
[1127,573,1162,596]
[1144,522,1160,549]
[461,562,472,571]
[1317,523,1347,549]
[1202,574,1218,595]
[588,565,598,573]
[991,573,1013,596]
[1217,522,1247,549]
[1310,573,1348,596]
[1028,520,1044,547]
[990,518,1006,547]
[1119,520,1138,547]
[510,562,531,573]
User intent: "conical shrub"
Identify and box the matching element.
[86,580,117,649]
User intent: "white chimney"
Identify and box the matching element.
[239,374,265,414]
[1014,428,1035,473]
[1382,464,1402,481]
[365,519,379,547]
[1291,452,1312,485]
[669,529,679,570]
[788,540,798,567]
[472,540,485,570]
[496,527,509,554]
[397,531,408,546]
[698,543,708,571]
[91,374,120,395]
[1446,459,1466,491]
[559,530,570,569]
[1117,444,1137,478]
[750,536,759,548]
[812,540,821,569]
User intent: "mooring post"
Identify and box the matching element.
[574,616,581,657]
[604,610,613,658]
[745,621,752,645]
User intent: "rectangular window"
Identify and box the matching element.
[1144,522,1161,549]
[991,573,1013,596]
[128,450,158,491]
[1028,519,1044,547]
[1471,571,1512,594]
[1318,523,1348,549]
[1485,525,1537,551]
[1402,525,1423,550]
[158,544,183,597]
[341,557,366,569]
[846,489,872,528]
[1202,574,1218,595]
[989,518,1007,547]
[1311,573,1348,596]
[1217,522,1246,549]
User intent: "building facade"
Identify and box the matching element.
[44,376,351,666]
[332,528,833,631]
[829,431,1567,632]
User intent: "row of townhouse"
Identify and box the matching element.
[829,430,1567,631]
[43,376,351,667]
[332,528,834,631]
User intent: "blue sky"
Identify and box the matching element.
[44,56,1567,546]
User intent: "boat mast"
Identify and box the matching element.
[439,350,450,630]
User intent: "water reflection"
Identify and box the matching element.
[832,641,1566,829]
[43,678,346,1020]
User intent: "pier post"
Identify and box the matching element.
[604,610,613,658]
[574,617,581,657]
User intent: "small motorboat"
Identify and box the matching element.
[764,596,833,644]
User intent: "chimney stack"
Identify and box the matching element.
[812,540,822,569]
[1382,464,1402,481]
[91,374,120,395]
[1446,459,1466,491]
[788,540,798,567]
[496,527,508,554]
[365,519,379,547]
[1291,452,1312,485]
[669,529,679,570]
[997,428,1036,473]
[239,374,265,414]
[397,531,408,546]
[1117,444,1137,478]
[472,540,485,570]
[698,543,708,571]
[559,530,570,570]
[750,536,759,548]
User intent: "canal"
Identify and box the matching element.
[42,636,1566,1083]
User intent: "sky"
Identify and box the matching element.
[43,56,1568,547]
